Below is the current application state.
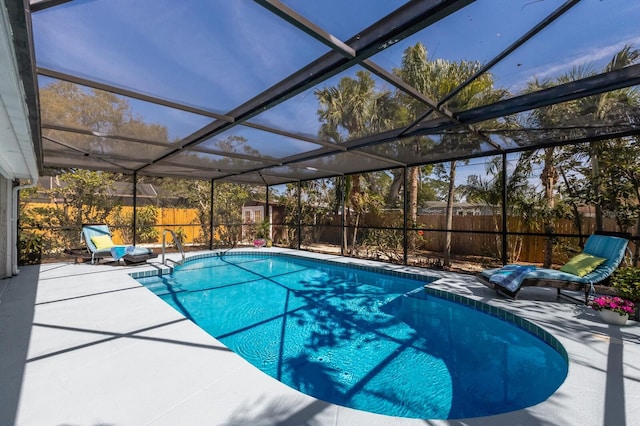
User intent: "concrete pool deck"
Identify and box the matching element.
[1,248,639,425]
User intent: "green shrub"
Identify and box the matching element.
[112,205,160,243]
[610,267,640,302]
[255,220,270,239]
[19,232,43,265]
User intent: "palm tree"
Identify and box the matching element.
[315,71,399,254]
[394,42,506,266]
[523,45,640,266]
[520,77,575,266]
[578,44,640,231]
[392,44,437,249]
[528,44,639,263]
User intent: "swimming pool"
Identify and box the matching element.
[136,252,568,419]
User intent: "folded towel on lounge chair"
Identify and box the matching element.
[489,265,537,292]
[110,245,137,260]
[111,245,155,264]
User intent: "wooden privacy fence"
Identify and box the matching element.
[154,207,203,245]
[415,215,633,263]
[319,212,634,264]
[22,203,202,246]
[22,202,635,263]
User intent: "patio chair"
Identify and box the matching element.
[81,224,156,265]
[477,234,629,304]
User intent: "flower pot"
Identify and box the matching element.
[598,309,629,325]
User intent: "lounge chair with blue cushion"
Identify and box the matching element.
[81,224,156,265]
[478,234,629,303]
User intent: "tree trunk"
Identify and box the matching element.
[408,166,419,250]
[342,220,349,254]
[347,175,362,255]
[634,185,640,267]
[591,142,603,232]
[386,169,404,206]
[443,161,456,267]
[492,206,503,261]
[560,167,584,248]
[351,213,360,255]
[541,148,557,268]
[513,236,523,263]
[341,176,351,255]
[634,216,640,267]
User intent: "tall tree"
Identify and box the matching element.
[40,81,170,145]
[524,44,640,266]
[392,44,432,245]
[521,78,574,267]
[315,71,399,254]
[519,44,640,266]
[395,42,505,266]
[602,136,640,265]
[24,82,174,252]
[577,44,640,231]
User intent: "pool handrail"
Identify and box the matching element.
[162,229,185,267]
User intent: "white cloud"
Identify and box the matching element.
[533,35,640,81]
[505,35,640,92]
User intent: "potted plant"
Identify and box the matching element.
[591,295,635,325]
[610,267,640,319]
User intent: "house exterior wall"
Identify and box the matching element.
[0,176,10,278]
[241,205,264,241]
[241,204,285,241]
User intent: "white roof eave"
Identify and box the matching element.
[0,0,38,181]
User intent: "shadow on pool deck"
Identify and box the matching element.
[0,266,38,426]
[1,249,639,425]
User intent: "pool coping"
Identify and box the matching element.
[128,249,438,284]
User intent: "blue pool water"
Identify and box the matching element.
[136,253,568,419]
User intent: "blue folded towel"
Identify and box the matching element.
[110,245,136,260]
[489,265,536,292]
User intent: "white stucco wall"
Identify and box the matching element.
[0,175,10,278]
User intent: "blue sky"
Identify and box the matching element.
[31,0,640,187]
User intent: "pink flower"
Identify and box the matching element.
[591,295,635,316]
